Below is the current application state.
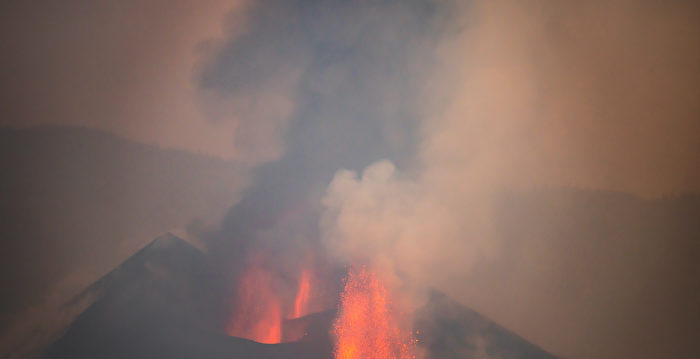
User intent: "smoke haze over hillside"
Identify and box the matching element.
[1,1,699,358]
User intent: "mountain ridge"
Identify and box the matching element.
[35,234,559,359]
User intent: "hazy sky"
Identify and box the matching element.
[1,1,699,359]
[0,0,246,159]
[2,0,698,195]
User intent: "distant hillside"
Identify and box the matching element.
[470,189,700,358]
[0,126,247,352]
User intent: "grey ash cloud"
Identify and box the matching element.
[1,1,699,359]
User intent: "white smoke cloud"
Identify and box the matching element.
[321,1,700,358]
[321,160,497,298]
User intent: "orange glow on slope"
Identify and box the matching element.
[333,266,415,359]
[226,259,282,344]
[291,269,312,319]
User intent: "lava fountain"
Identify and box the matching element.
[227,255,320,343]
[291,269,312,319]
[333,265,415,359]
[226,258,282,344]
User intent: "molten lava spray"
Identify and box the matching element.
[292,269,312,319]
[226,259,282,344]
[333,266,415,359]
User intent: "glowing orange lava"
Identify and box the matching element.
[226,259,282,344]
[291,269,312,319]
[333,266,415,359]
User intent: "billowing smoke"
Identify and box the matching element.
[195,0,449,348]
[319,1,700,359]
[199,0,447,281]
[3,0,698,358]
[199,1,699,358]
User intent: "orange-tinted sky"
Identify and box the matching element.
[2,0,698,195]
[1,1,699,358]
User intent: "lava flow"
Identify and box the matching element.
[333,266,415,359]
[226,259,282,344]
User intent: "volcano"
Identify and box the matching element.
[35,234,557,359]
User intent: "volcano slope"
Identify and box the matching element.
[35,233,557,359]
[36,234,329,359]
[414,292,558,359]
